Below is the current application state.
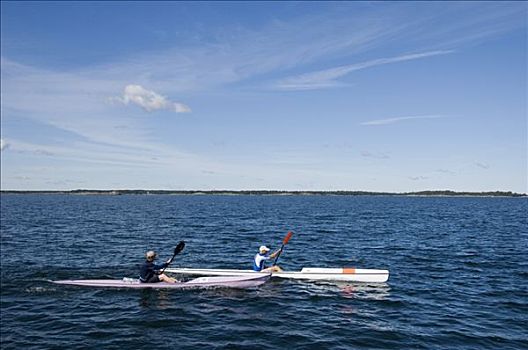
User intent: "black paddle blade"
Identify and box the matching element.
[174,241,185,255]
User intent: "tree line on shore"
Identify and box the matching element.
[0,189,525,197]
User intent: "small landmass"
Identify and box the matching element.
[0,189,525,197]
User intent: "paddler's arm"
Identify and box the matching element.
[154,261,170,272]
[269,249,281,258]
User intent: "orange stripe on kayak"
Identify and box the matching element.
[343,268,356,274]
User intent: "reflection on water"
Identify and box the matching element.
[139,289,171,309]
[337,282,391,300]
[292,279,391,300]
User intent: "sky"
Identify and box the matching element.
[1,1,527,192]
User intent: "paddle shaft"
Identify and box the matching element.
[273,231,293,266]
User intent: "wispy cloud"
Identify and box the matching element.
[361,151,390,159]
[409,176,429,181]
[475,162,490,169]
[274,50,453,91]
[1,59,159,151]
[114,84,191,113]
[46,138,202,167]
[360,115,445,126]
[436,168,456,175]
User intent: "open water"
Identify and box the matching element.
[1,194,527,349]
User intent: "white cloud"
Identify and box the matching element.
[0,139,9,151]
[117,85,191,113]
[360,115,445,126]
[475,162,490,169]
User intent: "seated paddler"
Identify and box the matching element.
[253,245,283,273]
[140,250,178,283]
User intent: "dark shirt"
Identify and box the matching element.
[139,260,168,282]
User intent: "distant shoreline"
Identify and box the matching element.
[0,190,526,197]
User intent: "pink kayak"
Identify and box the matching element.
[51,274,270,289]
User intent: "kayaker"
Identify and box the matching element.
[139,250,178,283]
[253,246,283,273]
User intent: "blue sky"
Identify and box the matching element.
[1,1,526,192]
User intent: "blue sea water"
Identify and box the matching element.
[1,194,527,349]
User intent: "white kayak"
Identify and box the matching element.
[165,267,389,283]
[51,274,270,289]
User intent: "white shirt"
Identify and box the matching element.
[253,252,271,271]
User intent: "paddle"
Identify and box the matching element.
[273,231,293,266]
[160,241,185,274]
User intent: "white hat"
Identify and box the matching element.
[259,245,270,253]
[146,251,157,260]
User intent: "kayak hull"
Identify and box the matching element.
[51,274,270,289]
[165,267,389,283]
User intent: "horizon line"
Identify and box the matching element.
[1,189,525,196]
